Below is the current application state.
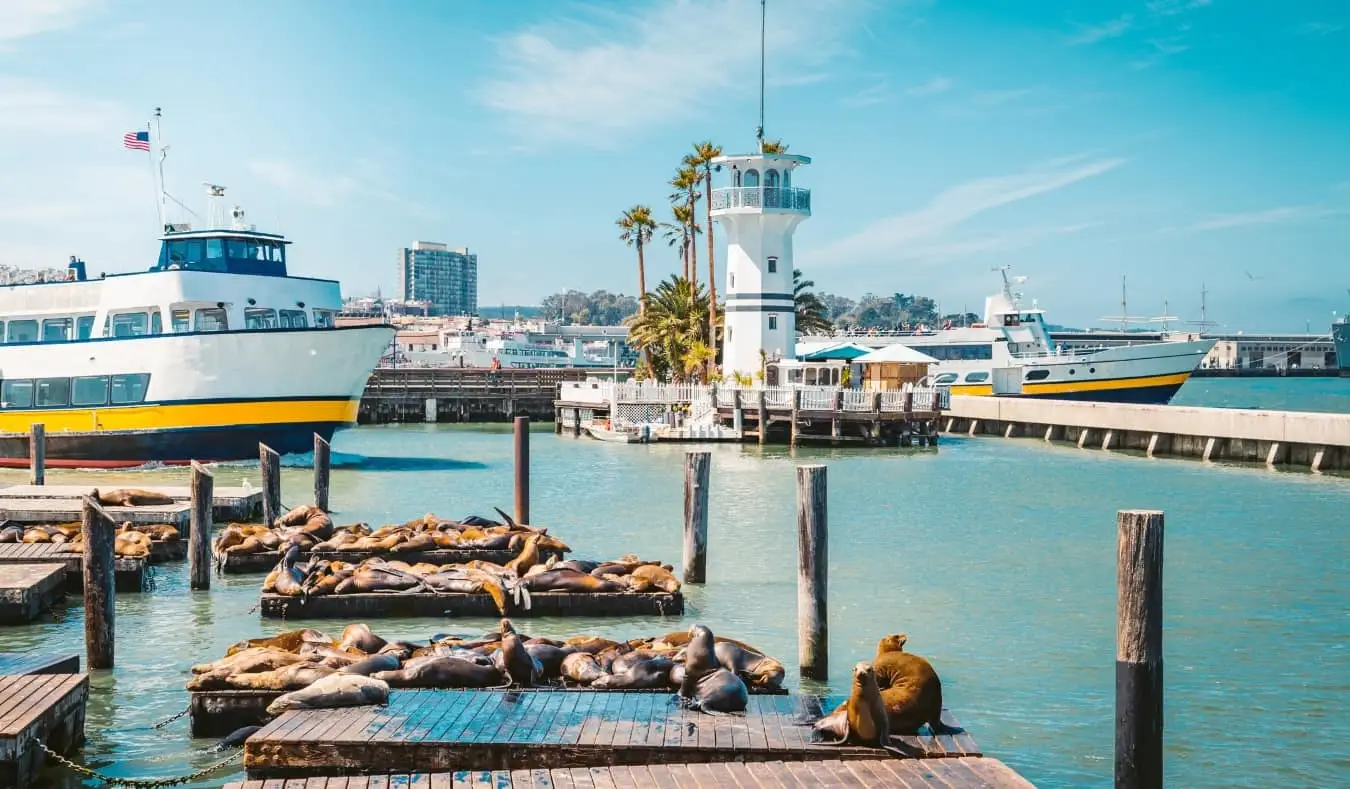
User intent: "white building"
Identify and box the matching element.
[710,152,811,379]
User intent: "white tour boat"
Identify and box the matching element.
[899,269,1215,404]
[0,186,394,467]
[403,330,617,370]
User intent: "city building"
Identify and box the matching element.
[398,241,477,316]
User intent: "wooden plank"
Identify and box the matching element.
[0,497,189,526]
[220,548,518,574]
[259,591,684,619]
[0,653,79,676]
[0,483,261,520]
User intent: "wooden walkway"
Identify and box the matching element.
[223,548,517,574]
[0,565,66,624]
[0,543,149,592]
[0,483,261,520]
[244,690,979,777]
[0,673,88,789]
[0,497,189,526]
[261,591,684,619]
[226,758,1036,788]
[0,653,79,676]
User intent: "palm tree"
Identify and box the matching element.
[669,166,701,283]
[795,269,832,335]
[617,205,656,314]
[660,204,701,275]
[688,140,723,365]
[760,138,790,154]
[626,276,712,383]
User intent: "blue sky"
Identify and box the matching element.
[1,0,1346,331]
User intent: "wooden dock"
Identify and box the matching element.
[222,548,517,574]
[360,368,594,425]
[0,544,149,592]
[0,673,88,789]
[243,690,978,777]
[0,497,189,527]
[226,757,1036,788]
[0,484,261,521]
[0,565,66,624]
[0,653,79,676]
[260,591,684,619]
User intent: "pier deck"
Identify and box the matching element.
[261,591,683,619]
[227,757,1036,788]
[222,548,517,574]
[0,654,80,676]
[0,497,189,527]
[0,543,149,592]
[0,484,261,521]
[243,690,979,777]
[0,673,88,789]
[0,565,66,624]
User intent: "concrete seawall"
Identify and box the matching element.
[944,395,1350,471]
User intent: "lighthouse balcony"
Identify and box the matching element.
[711,186,811,215]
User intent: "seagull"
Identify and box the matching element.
[1244,270,1265,281]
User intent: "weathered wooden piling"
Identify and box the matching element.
[259,443,281,526]
[757,390,768,445]
[513,416,530,525]
[313,434,331,512]
[189,461,214,590]
[682,451,710,584]
[790,389,802,446]
[28,423,44,486]
[1116,509,1164,789]
[81,496,115,669]
[796,464,828,680]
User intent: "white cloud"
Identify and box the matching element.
[1297,22,1345,36]
[246,160,365,208]
[0,0,98,42]
[1189,204,1348,231]
[477,0,866,146]
[0,77,121,135]
[1067,15,1133,46]
[808,156,1125,265]
[905,76,953,96]
[1145,0,1211,17]
[971,87,1035,106]
[841,81,888,108]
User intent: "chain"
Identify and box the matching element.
[36,740,241,787]
[151,705,189,729]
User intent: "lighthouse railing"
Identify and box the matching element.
[711,186,811,213]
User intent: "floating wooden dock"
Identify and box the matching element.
[0,565,66,624]
[0,653,80,676]
[221,548,517,574]
[260,591,684,619]
[0,498,189,527]
[0,544,148,593]
[243,690,978,777]
[0,483,261,521]
[0,673,88,789]
[226,757,1036,789]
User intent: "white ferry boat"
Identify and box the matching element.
[402,330,618,369]
[0,187,394,467]
[899,269,1215,404]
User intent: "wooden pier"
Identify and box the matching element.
[243,690,978,777]
[0,565,66,624]
[360,368,594,425]
[0,654,80,676]
[221,547,517,574]
[260,591,684,619]
[0,484,261,521]
[0,498,189,527]
[0,543,149,592]
[227,758,1035,788]
[0,673,88,789]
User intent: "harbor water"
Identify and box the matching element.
[3,377,1348,788]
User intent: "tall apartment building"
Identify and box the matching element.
[398,241,478,316]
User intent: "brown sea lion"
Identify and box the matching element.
[0,522,22,543]
[563,636,623,654]
[593,654,674,689]
[496,619,541,687]
[678,625,748,714]
[189,647,310,677]
[97,488,176,507]
[193,662,334,692]
[504,534,542,576]
[372,657,503,688]
[337,624,387,655]
[224,628,332,657]
[714,642,786,690]
[812,662,895,751]
[630,564,681,593]
[525,643,575,680]
[521,569,620,594]
[266,673,388,715]
[872,634,962,735]
[269,546,307,596]
[338,653,402,676]
[561,652,605,685]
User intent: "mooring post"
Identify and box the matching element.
[683,451,711,584]
[796,464,828,680]
[313,433,331,511]
[81,496,116,669]
[790,389,802,446]
[29,423,45,486]
[1116,509,1164,789]
[732,390,744,437]
[259,443,281,526]
[189,461,214,590]
[757,390,768,445]
[514,416,531,525]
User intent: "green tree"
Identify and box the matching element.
[760,138,789,154]
[660,204,701,273]
[616,205,656,314]
[688,140,723,366]
[794,269,833,335]
[669,166,702,283]
[625,276,714,383]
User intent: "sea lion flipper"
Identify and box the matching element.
[929,721,965,735]
[882,741,924,759]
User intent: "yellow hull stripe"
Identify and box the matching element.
[0,399,359,434]
[949,371,1193,398]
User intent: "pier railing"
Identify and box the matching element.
[558,381,948,413]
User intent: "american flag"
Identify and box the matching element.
[123,130,150,151]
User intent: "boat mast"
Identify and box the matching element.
[153,107,168,230]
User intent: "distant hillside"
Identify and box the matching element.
[478,305,545,320]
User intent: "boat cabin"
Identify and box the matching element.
[154,227,288,277]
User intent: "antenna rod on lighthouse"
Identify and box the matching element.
[757,0,766,152]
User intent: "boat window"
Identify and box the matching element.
[110,373,150,405]
[245,308,278,329]
[111,312,150,337]
[206,238,224,260]
[76,316,95,340]
[35,377,70,407]
[924,344,993,361]
[171,309,191,333]
[227,239,248,261]
[42,318,72,342]
[7,320,38,344]
[313,309,335,328]
[1,380,33,408]
[72,376,109,406]
[1024,369,1050,381]
[150,312,163,335]
[279,309,307,328]
[195,308,229,332]
[964,371,990,383]
[932,372,959,385]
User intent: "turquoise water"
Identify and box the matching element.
[1173,376,1350,413]
[3,378,1349,788]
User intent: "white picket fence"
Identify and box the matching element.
[560,381,947,413]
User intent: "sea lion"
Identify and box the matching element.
[812,662,895,751]
[372,657,503,688]
[338,653,402,676]
[337,624,387,655]
[525,643,575,680]
[97,488,176,507]
[266,673,388,715]
[188,648,310,680]
[269,545,307,596]
[521,569,620,594]
[224,628,331,657]
[0,522,22,543]
[215,725,262,750]
[496,619,541,687]
[714,642,786,690]
[189,662,334,692]
[872,634,962,735]
[678,625,748,714]
[593,655,674,689]
[561,652,605,685]
[629,564,681,593]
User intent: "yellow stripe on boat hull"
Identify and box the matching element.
[0,398,360,434]
[949,371,1193,398]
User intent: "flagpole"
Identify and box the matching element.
[153,107,167,229]
[144,120,160,230]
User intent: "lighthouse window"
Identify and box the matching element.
[6,320,37,344]
[41,318,72,342]
[245,308,279,329]
[1,380,33,408]
[743,169,760,187]
[279,309,308,329]
[768,315,778,331]
[767,256,777,273]
[76,316,95,340]
[111,374,150,404]
[765,169,779,188]
[111,312,150,337]
[35,378,70,408]
[194,307,229,332]
[72,376,109,406]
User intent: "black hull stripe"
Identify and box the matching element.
[0,421,346,464]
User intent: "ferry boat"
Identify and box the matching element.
[0,187,394,467]
[402,330,620,369]
[903,269,1215,404]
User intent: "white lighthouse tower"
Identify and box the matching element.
[711,152,811,380]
